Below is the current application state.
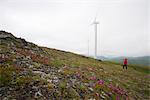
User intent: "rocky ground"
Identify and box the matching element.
[0,31,149,100]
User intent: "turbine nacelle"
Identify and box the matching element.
[93,21,99,24]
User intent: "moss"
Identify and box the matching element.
[32,75,41,81]
[67,87,80,99]
[59,81,67,90]
[62,70,74,75]
[32,62,41,68]
[142,90,149,98]
[78,84,87,91]
[15,76,32,86]
[0,66,17,86]
[47,83,55,90]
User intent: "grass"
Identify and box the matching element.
[106,61,150,74]
[42,47,150,99]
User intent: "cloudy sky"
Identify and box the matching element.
[0,0,149,57]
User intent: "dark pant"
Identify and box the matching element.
[123,64,127,69]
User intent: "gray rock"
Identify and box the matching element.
[34,90,43,98]
[89,87,94,92]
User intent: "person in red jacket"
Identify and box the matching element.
[123,58,128,69]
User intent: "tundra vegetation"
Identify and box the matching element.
[0,31,149,100]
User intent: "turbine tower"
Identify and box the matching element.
[93,17,99,59]
[87,39,89,56]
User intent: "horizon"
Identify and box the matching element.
[0,0,149,57]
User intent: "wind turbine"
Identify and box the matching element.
[87,39,89,56]
[93,16,99,59]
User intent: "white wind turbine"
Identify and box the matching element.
[93,16,99,59]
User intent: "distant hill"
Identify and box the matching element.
[97,56,108,61]
[97,56,150,67]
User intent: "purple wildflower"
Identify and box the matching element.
[98,80,104,85]
[108,84,113,89]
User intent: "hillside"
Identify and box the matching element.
[0,31,149,100]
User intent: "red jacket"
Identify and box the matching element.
[123,59,128,65]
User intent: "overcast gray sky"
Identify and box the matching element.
[0,0,149,57]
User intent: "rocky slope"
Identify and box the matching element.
[0,31,149,100]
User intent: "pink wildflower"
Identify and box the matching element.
[89,76,96,80]
[107,92,112,96]
[63,65,68,69]
[126,96,129,100]
[98,80,104,85]
[92,83,96,87]
[89,68,93,71]
[95,93,99,97]
[116,95,120,100]
[108,84,113,89]
[76,73,80,77]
